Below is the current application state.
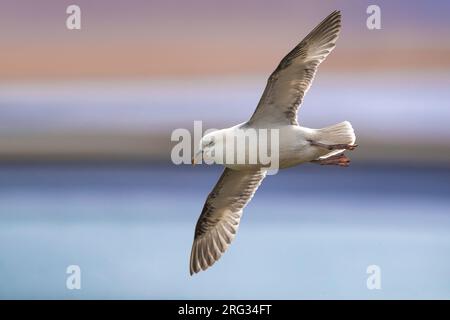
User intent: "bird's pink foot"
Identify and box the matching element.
[311,153,350,167]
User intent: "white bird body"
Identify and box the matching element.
[201,121,355,170]
[189,11,357,275]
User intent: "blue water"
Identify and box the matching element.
[0,163,449,299]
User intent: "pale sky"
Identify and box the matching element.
[1,0,450,79]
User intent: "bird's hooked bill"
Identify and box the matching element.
[191,150,202,165]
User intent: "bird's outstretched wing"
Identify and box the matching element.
[248,10,341,126]
[190,168,266,275]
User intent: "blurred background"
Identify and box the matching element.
[1,0,450,299]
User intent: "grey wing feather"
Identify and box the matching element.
[248,10,342,126]
[189,168,266,275]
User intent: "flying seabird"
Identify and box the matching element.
[189,10,356,275]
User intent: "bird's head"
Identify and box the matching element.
[191,131,219,165]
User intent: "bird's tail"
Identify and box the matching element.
[315,121,356,159]
[316,121,355,145]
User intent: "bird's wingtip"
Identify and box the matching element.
[329,10,342,19]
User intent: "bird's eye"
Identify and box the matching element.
[203,139,214,147]
[202,140,214,150]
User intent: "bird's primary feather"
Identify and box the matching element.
[190,168,266,275]
[248,10,341,126]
